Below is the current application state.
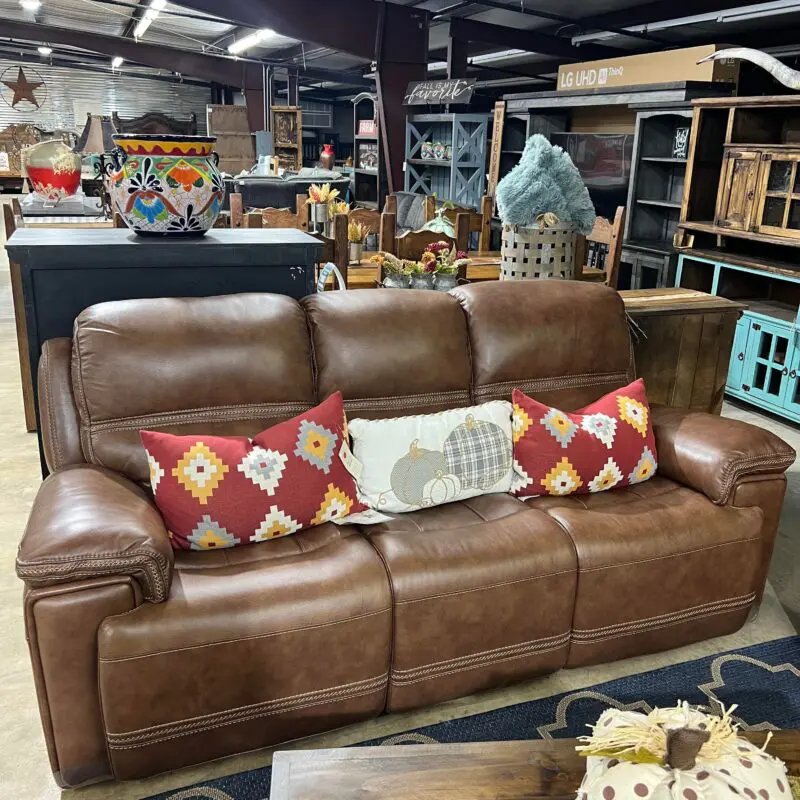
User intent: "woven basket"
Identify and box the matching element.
[500,223,577,280]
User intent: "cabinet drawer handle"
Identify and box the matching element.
[784,367,790,376]
[791,370,797,379]
[747,190,754,200]
[737,352,744,361]
[743,385,751,392]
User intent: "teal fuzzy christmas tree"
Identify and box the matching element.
[496,134,596,234]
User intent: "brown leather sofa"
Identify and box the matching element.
[18,281,794,787]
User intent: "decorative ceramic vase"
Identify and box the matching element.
[384,272,411,288]
[421,141,433,160]
[434,272,458,291]
[410,272,435,290]
[349,241,363,265]
[433,142,446,161]
[22,139,81,205]
[320,143,335,170]
[108,134,223,237]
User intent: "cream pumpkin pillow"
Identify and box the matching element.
[347,401,514,513]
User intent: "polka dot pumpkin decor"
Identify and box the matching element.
[576,704,790,800]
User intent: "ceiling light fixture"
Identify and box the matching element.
[133,0,167,40]
[228,28,276,55]
[37,45,52,55]
[111,56,123,69]
[19,0,41,11]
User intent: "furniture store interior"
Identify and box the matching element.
[1,1,800,799]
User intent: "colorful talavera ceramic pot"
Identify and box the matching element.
[23,139,81,205]
[108,134,223,237]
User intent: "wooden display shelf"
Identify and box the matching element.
[680,247,800,279]
[641,156,687,163]
[637,198,683,209]
[407,158,455,167]
[746,298,797,324]
[680,220,800,249]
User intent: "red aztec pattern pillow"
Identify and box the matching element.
[511,378,657,498]
[140,392,366,551]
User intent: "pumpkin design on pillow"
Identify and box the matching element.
[390,441,451,506]
[443,414,512,490]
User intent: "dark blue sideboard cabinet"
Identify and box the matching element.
[5,228,323,473]
[677,250,800,422]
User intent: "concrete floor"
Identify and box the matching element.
[0,197,796,800]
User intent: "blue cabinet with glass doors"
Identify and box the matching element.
[676,252,800,422]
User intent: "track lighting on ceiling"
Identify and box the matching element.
[37,45,52,55]
[19,0,41,11]
[111,56,124,69]
[228,29,276,55]
[133,0,167,40]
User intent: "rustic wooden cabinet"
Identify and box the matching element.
[754,150,800,239]
[715,148,760,232]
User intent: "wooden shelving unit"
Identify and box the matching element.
[404,113,490,209]
[620,108,693,290]
[271,106,303,171]
[674,96,800,424]
[352,93,384,210]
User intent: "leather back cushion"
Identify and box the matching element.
[452,281,633,410]
[302,290,472,419]
[72,294,315,482]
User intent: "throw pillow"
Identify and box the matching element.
[140,392,366,550]
[347,401,513,513]
[512,378,657,498]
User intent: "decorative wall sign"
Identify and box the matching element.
[358,119,377,136]
[357,142,378,171]
[672,126,690,160]
[403,79,475,106]
[1,66,46,110]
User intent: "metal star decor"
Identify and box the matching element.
[1,66,45,109]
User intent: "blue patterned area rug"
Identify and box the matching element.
[147,636,799,800]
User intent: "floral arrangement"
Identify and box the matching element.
[329,199,349,219]
[306,183,340,205]
[371,252,415,275]
[348,221,370,243]
[420,241,468,275]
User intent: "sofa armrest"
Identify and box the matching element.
[651,405,795,504]
[17,465,173,602]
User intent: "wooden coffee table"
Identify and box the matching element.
[271,731,799,800]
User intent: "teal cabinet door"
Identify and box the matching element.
[741,318,792,410]
[727,317,750,392]
[783,334,800,417]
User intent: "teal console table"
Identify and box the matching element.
[676,249,800,422]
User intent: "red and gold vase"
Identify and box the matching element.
[22,140,81,205]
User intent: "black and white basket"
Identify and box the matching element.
[500,223,577,280]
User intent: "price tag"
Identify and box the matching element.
[339,441,363,482]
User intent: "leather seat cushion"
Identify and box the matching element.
[527,476,764,667]
[359,494,577,712]
[97,524,391,780]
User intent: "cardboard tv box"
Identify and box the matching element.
[557,45,739,92]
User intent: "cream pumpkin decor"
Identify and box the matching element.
[577,704,791,800]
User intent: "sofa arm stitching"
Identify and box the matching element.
[41,346,62,469]
[17,548,168,602]
[717,452,796,504]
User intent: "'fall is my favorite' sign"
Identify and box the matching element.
[403,79,476,105]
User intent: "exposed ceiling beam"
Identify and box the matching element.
[446,17,624,61]
[172,0,429,62]
[121,0,145,39]
[433,0,669,44]
[552,0,750,35]
[0,20,373,89]
[209,25,249,49]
